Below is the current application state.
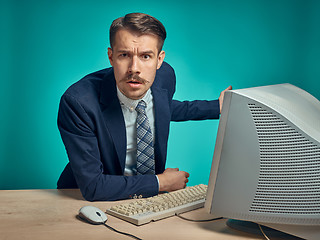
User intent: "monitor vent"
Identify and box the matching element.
[248,103,320,215]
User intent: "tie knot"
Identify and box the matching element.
[136,100,146,113]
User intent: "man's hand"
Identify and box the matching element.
[219,86,232,113]
[157,168,190,192]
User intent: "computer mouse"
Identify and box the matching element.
[78,206,108,225]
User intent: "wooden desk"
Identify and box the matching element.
[0,189,264,240]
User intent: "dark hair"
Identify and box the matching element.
[109,13,166,52]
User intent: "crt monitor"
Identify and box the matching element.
[205,84,320,240]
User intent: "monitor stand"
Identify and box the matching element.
[226,219,303,240]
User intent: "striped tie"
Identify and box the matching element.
[136,100,155,175]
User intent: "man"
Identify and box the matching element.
[57,13,231,201]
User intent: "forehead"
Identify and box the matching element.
[113,29,160,52]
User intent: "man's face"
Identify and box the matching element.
[108,29,165,100]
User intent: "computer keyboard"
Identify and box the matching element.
[106,184,207,225]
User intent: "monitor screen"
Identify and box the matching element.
[205,84,320,240]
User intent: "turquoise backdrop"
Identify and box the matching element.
[1,0,319,190]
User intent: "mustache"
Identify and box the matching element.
[122,74,149,84]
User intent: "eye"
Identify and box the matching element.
[118,51,130,58]
[142,54,151,60]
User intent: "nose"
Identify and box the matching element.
[128,56,140,75]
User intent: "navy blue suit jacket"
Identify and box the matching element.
[57,62,220,201]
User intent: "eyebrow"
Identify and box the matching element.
[117,49,156,55]
[140,50,155,55]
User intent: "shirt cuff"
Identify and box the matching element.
[155,175,160,192]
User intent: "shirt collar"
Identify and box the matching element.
[117,87,152,112]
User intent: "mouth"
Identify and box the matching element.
[127,79,143,85]
[126,79,144,89]
[123,74,148,87]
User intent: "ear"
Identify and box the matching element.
[156,50,165,69]
[107,48,113,66]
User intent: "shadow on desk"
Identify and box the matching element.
[179,208,260,239]
[199,221,258,239]
[56,188,84,200]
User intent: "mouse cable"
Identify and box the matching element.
[103,222,142,240]
[258,224,271,240]
[176,213,223,222]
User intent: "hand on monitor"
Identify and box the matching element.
[157,168,190,192]
[219,85,232,113]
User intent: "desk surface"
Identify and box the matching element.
[0,189,265,240]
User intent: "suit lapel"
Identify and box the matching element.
[151,85,171,173]
[100,70,127,173]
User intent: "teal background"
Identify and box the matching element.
[1,0,319,190]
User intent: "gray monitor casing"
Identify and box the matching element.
[205,84,320,240]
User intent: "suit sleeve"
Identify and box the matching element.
[158,62,220,122]
[58,94,159,201]
[170,99,220,121]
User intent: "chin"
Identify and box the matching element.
[123,92,143,100]
[127,89,148,100]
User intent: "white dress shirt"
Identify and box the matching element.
[116,87,155,176]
